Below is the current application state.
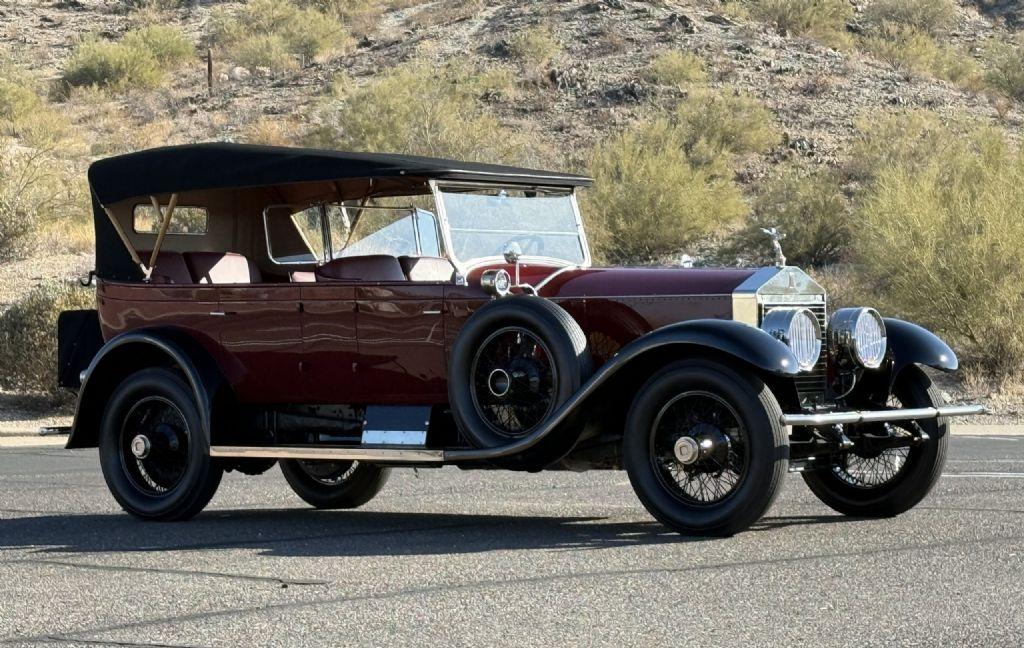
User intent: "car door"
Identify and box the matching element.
[300,282,359,403]
[217,284,305,403]
[356,282,447,404]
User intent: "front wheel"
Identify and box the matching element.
[802,365,948,517]
[99,367,222,521]
[280,460,389,509]
[623,360,789,536]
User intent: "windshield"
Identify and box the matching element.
[438,187,587,267]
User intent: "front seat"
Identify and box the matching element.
[398,256,455,282]
[315,255,406,282]
[184,252,262,284]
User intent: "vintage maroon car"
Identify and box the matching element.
[57,143,983,535]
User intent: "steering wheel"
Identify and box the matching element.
[500,234,545,256]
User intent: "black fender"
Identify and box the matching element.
[884,318,958,375]
[66,328,226,449]
[447,319,799,463]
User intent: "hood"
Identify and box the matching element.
[537,266,759,298]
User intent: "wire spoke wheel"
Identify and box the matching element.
[118,396,190,496]
[296,460,359,486]
[834,393,912,489]
[649,391,750,506]
[470,326,559,437]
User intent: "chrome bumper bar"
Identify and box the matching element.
[782,404,987,427]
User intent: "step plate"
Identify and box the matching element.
[210,445,445,463]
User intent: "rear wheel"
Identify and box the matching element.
[280,460,389,509]
[802,365,948,517]
[623,360,789,536]
[99,367,222,521]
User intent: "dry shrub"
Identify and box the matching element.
[0,61,75,150]
[860,22,981,87]
[863,0,957,35]
[671,88,780,163]
[0,149,85,262]
[242,117,301,145]
[644,50,707,89]
[853,119,1024,378]
[718,165,851,268]
[745,0,853,47]
[844,109,951,182]
[0,282,95,395]
[208,0,351,72]
[60,25,193,93]
[984,36,1024,102]
[585,118,748,265]
[305,61,527,164]
[508,25,561,71]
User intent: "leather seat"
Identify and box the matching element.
[184,252,262,284]
[143,251,192,284]
[289,271,316,283]
[398,256,455,282]
[315,255,406,282]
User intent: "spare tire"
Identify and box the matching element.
[448,295,593,466]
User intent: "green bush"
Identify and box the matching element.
[853,123,1024,378]
[0,282,95,394]
[644,50,707,89]
[863,0,956,35]
[61,36,163,91]
[745,0,853,47]
[717,165,851,268]
[584,118,747,265]
[672,88,780,162]
[122,24,194,67]
[208,0,350,71]
[860,22,980,87]
[305,62,526,163]
[507,25,561,70]
[845,109,951,182]
[984,37,1024,101]
[61,25,193,92]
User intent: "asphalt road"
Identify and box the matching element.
[1,435,1022,647]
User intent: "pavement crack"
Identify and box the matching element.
[34,636,211,648]
[10,558,329,587]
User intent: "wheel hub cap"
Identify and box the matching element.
[130,434,151,459]
[487,368,511,397]
[673,436,700,465]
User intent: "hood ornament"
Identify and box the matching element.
[761,227,787,268]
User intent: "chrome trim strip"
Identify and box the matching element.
[782,404,987,427]
[210,445,446,462]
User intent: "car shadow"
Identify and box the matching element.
[1,509,857,558]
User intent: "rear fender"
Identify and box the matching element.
[66,329,225,449]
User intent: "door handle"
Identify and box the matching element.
[422,309,442,315]
[209,311,236,316]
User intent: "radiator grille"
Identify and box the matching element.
[760,300,827,407]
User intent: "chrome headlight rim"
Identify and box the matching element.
[761,307,822,372]
[480,268,512,297]
[829,307,887,369]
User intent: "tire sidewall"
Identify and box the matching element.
[623,360,788,535]
[448,296,588,449]
[802,365,948,515]
[279,460,390,509]
[99,367,219,520]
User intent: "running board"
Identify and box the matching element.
[210,445,446,463]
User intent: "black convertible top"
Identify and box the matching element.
[88,143,592,205]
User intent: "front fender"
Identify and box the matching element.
[446,319,800,463]
[66,328,225,449]
[884,318,958,374]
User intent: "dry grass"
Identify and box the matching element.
[743,0,853,48]
[863,0,957,36]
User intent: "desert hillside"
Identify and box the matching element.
[2,0,1024,415]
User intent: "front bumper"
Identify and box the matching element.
[781,404,987,427]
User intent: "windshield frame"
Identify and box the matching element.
[429,179,591,275]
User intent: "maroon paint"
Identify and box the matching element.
[97,264,753,405]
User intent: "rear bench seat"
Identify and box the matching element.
[184,252,262,284]
[144,251,192,285]
[398,256,455,282]
[315,255,406,282]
